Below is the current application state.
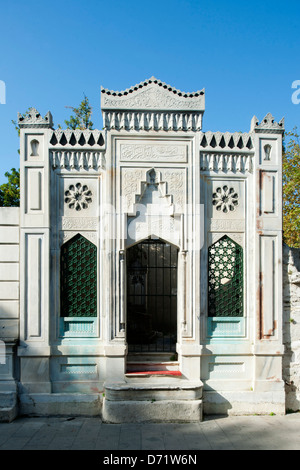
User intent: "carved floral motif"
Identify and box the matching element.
[162,170,185,209]
[122,169,143,210]
[212,186,239,213]
[64,183,92,211]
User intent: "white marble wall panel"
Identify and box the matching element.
[23,232,47,341]
[0,245,19,262]
[0,227,19,244]
[259,235,278,338]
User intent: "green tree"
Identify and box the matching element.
[0,97,95,207]
[0,110,29,206]
[283,129,300,248]
[0,167,20,207]
[64,94,93,130]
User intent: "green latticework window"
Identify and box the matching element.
[60,234,97,317]
[208,235,243,317]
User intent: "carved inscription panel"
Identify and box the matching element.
[117,140,188,163]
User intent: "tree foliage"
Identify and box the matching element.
[64,95,93,130]
[0,99,95,207]
[0,167,20,207]
[282,130,300,248]
[0,110,28,206]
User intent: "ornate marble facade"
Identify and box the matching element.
[0,77,287,421]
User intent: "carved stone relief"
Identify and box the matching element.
[161,169,186,212]
[208,232,244,248]
[120,142,188,163]
[64,183,92,211]
[127,215,180,247]
[101,81,204,111]
[61,217,99,230]
[121,167,186,215]
[51,151,105,171]
[209,219,245,232]
[121,168,144,212]
[200,153,253,173]
[18,107,53,128]
[208,180,245,220]
[61,178,98,217]
[60,231,97,246]
[212,185,239,214]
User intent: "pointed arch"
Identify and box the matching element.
[30,139,39,156]
[208,235,243,317]
[60,233,97,317]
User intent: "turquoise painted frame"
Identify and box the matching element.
[207,317,246,339]
[59,317,98,338]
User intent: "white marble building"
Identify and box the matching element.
[0,77,295,422]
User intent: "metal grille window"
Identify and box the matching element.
[127,239,178,352]
[60,234,97,317]
[208,235,243,317]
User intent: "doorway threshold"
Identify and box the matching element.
[125,370,182,378]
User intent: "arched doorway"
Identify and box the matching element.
[127,238,178,353]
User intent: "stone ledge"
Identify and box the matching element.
[0,406,18,423]
[0,391,18,422]
[19,393,102,417]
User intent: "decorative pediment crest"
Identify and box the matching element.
[251,113,284,133]
[18,107,53,128]
[101,76,205,112]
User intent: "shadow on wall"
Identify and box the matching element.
[283,243,300,412]
[202,390,233,417]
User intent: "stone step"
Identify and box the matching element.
[124,372,184,383]
[102,380,203,423]
[127,353,177,363]
[0,392,17,423]
[125,371,181,379]
[126,361,180,372]
[102,399,203,423]
[105,380,202,401]
[0,392,16,408]
[0,407,17,423]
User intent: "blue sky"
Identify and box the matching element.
[0,0,299,183]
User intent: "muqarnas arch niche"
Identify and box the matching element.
[60,234,97,317]
[208,235,243,317]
